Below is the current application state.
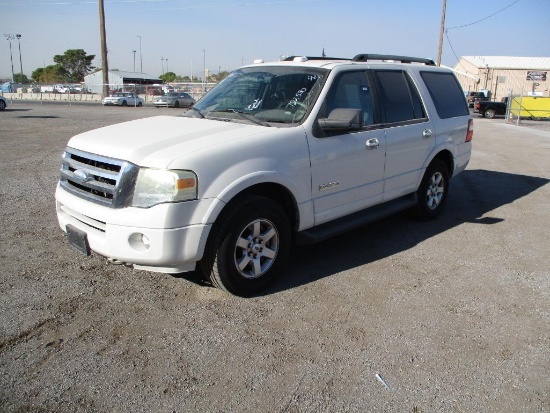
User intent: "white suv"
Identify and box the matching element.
[56,54,473,296]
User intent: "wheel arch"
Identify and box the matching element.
[416,148,454,190]
[213,182,299,234]
[431,149,454,176]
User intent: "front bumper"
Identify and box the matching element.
[55,185,214,273]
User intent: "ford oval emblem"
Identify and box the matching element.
[74,169,92,182]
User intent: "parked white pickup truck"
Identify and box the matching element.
[56,54,473,296]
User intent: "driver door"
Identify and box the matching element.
[308,71,386,225]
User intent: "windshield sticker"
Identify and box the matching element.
[245,99,262,111]
[288,88,308,107]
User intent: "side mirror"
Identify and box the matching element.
[317,108,363,131]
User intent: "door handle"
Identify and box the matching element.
[423,129,433,138]
[365,138,380,150]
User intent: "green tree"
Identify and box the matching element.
[14,73,29,83]
[31,65,66,83]
[159,71,176,83]
[53,49,95,82]
[209,71,230,83]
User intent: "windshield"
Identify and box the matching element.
[186,66,327,126]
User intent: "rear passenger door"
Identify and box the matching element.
[372,70,434,200]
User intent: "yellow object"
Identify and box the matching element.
[510,96,550,119]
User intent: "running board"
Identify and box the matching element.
[296,194,418,245]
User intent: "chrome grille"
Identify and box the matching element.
[59,148,139,208]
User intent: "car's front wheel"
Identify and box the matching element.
[200,195,291,296]
[415,159,449,220]
[0,100,6,110]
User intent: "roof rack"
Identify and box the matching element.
[352,54,435,66]
[282,56,350,62]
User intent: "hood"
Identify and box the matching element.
[67,116,271,168]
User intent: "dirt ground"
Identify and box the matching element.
[1,102,549,412]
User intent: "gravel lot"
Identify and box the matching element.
[1,101,549,412]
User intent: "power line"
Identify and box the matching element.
[446,0,520,30]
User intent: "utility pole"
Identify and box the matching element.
[99,0,109,98]
[436,0,447,66]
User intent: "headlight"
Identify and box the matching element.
[132,168,198,207]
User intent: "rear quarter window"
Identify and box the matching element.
[420,71,469,119]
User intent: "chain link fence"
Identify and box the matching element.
[0,82,217,104]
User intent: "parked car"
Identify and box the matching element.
[474,100,507,118]
[56,53,472,296]
[467,91,487,108]
[0,95,7,110]
[153,92,195,108]
[102,92,144,107]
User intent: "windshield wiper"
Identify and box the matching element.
[186,106,205,118]
[212,109,271,127]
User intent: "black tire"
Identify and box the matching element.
[484,108,495,119]
[0,100,6,111]
[174,101,180,108]
[415,159,449,220]
[200,196,291,296]
[137,101,143,107]
[121,100,127,107]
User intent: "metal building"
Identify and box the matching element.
[84,70,161,94]
[453,56,550,102]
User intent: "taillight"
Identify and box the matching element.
[465,119,473,142]
[475,102,480,109]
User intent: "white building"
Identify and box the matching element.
[453,56,550,101]
[84,70,161,94]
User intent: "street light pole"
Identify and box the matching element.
[166,58,168,73]
[16,34,23,77]
[133,50,136,72]
[137,35,142,73]
[161,56,165,74]
[4,34,15,82]
[203,49,206,94]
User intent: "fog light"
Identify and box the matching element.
[128,233,151,252]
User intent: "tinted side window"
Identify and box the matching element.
[421,71,469,119]
[323,71,376,126]
[374,70,426,124]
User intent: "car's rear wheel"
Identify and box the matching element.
[484,108,495,119]
[200,195,291,296]
[415,159,449,220]
[0,100,6,110]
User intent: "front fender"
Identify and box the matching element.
[200,170,315,231]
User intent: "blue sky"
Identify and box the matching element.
[2,0,549,80]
